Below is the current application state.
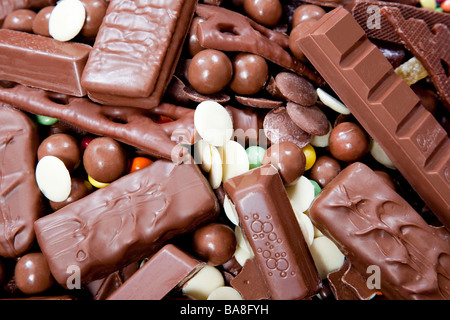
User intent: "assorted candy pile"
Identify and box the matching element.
[0,0,449,300]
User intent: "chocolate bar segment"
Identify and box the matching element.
[309,162,450,300]
[81,0,197,109]
[0,30,91,97]
[34,160,219,286]
[223,165,321,300]
[108,244,205,300]
[0,106,42,257]
[297,7,450,230]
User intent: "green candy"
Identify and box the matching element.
[309,179,321,197]
[246,146,266,169]
[36,115,58,126]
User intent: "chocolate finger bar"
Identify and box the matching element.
[223,165,321,300]
[0,106,42,257]
[0,30,91,97]
[34,160,219,287]
[297,7,450,230]
[309,162,450,300]
[81,0,197,109]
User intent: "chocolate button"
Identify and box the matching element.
[310,155,341,188]
[3,9,36,33]
[37,133,81,172]
[243,0,282,27]
[229,53,268,96]
[292,4,325,28]
[329,122,369,162]
[274,72,317,106]
[14,252,54,295]
[286,102,330,136]
[32,6,54,37]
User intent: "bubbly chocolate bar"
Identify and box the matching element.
[0,29,91,97]
[309,162,450,300]
[297,7,450,230]
[223,165,321,300]
[0,106,42,257]
[34,160,219,287]
[108,244,205,300]
[81,0,197,109]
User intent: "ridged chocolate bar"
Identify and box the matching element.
[297,7,450,230]
[309,162,450,300]
[34,160,219,286]
[81,0,197,109]
[223,165,321,300]
[0,30,91,97]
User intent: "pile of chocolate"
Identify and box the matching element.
[0,0,449,300]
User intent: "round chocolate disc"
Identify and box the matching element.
[274,72,317,106]
[286,102,330,136]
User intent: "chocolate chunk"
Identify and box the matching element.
[234,95,283,109]
[34,160,219,286]
[230,258,270,300]
[297,7,450,231]
[0,106,42,257]
[309,162,450,300]
[225,105,265,147]
[286,102,329,136]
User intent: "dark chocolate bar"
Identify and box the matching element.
[297,7,450,230]
[34,160,219,286]
[81,0,197,109]
[309,162,450,300]
[0,105,42,257]
[223,165,321,300]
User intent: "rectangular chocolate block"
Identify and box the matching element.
[0,29,91,97]
[223,165,321,300]
[108,244,204,300]
[309,162,450,300]
[34,160,219,287]
[81,0,197,109]
[297,7,450,231]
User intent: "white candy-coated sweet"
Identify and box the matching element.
[309,236,345,279]
[49,0,86,42]
[218,140,249,182]
[35,155,71,202]
[194,139,213,172]
[207,286,243,300]
[208,145,222,189]
[235,225,253,256]
[182,265,225,300]
[294,211,315,247]
[223,195,239,225]
[286,176,316,213]
[310,121,332,148]
[317,88,351,115]
[194,101,233,146]
[233,245,254,267]
[370,139,396,169]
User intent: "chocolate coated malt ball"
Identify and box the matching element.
[243,0,282,27]
[292,4,326,28]
[3,9,36,33]
[310,155,341,188]
[15,252,54,295]
[289,20,318,61]
[80,0,108,38]
[229,53,268,95]
[38,133,81,172]
[32,6,54,37]
[329,122,369,162]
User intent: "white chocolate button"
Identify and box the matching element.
[208,145,222,189]
[310,121,332,148]
[49,0,86,42]
[194,101,233,146]
[235,225,253,256]
[309,236,345,279]
[194,139,213,172]
[223,194,239,225]
[207,286,243,300]
[35,155,71,202]
[286,176,315,213]
[317,88,351,115]
[182,265,225,300]
[370,139,396,169]
[294,211,315,247]
[218,140,249,182]
[233,245,254,267]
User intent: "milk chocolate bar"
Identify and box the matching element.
[81,0,197,109]
[309,162,450,300]
[108,244,205,300]
[297,7,450,230]
[34,160,219,286]
[0,84,194,160]
[0,30,91,97]
[0,106,42,257]
[223,165,321,300]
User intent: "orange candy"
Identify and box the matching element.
[441,0,450,11]
[130,157,153,173]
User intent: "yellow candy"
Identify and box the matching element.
[302,144,316,171]
[420,0,437,10]
[88,175,110,189]
[395,57,428,86]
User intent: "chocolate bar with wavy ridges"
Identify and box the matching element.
[34,160,219,287]
[297,7,450,230]
[309,162,450,300]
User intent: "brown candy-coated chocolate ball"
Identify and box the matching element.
[83,137,128,183]
[243,0,282,27]
[14,252,54,295]
[49,177,92,211]
[38,133,81,172]
[32,6,54,37]
[229,53,268,95]
[3,9,36,33]
[292,4,325,28]
[310,155,341,188]
[262,141,306,185]
[329,122,369,162]
[188,49,233,95]
[80,0,108,38]
[192,223,237,266]
[289,20,317,61]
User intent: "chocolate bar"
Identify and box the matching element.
[81,0,197,109]
[34,160,219,286]
[309,162,450,300]
[108,244,205,300]
[0,106,42,257]
[223,165,321,300]
[0,84,195,160]
[297,7,450,231]
[0,30,91,97]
